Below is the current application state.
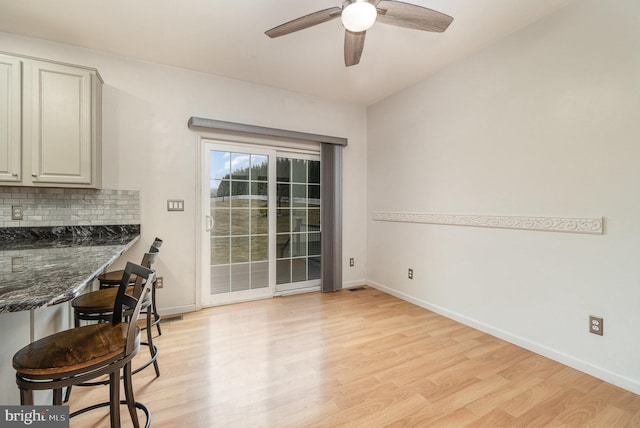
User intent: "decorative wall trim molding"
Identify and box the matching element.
[372,212,604,235]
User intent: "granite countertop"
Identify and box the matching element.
[0,225,140,313]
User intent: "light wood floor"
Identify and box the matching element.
[70,286,640,427]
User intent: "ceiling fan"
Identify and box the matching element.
[265,0,454,67]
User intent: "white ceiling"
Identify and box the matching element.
[0,0,576,106]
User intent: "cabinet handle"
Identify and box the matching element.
[31,173,37,177]
[12,173,18,177]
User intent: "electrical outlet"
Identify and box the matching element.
[11,205,23,220]
[589,316,603,336]
[349,258,354,267]
[408,268,413,280]
[11,257,24,272]
[156,277,164,288]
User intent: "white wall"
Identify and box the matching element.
[367,0,640,393]
[0,32,368,315]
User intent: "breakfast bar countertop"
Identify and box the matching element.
[0,225,140,313]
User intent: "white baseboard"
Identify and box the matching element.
[343,279,367,289]
[366,279,640,395]
[159,304,197,317]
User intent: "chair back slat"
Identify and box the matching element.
[112,261,155,355]
[151,237,163,250]
[118,294,138,313]
[132,250,158,297]
[142,247,159,268]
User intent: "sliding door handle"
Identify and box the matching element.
[206,215,214,232]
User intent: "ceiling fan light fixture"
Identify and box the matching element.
[341,0,377,32]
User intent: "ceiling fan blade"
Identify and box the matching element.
[344,30,366,67]
[265,7,342,38]
[376,0,453,32]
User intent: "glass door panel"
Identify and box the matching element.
[275,156,321,293]
[204,145,274,305]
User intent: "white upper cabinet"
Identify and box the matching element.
[0,55,21,183]
[0,52,102,188]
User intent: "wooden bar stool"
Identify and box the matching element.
[98,237,163,336]
[64,249,160,404]
[13,262,156,428]
[98,238,162,288]
[72,250,161,378]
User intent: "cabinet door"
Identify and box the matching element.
[0,55,21,183]
[27,61,94,185]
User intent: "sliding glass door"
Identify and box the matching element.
[202,142,320,306]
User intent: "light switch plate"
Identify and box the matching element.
[167,200,184,212]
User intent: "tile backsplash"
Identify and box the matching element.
[0,187,140,227]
